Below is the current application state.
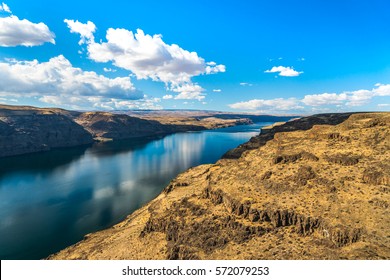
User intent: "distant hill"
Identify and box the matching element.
[0,104,292,157]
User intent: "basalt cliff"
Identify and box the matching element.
[0,105,93,157]
[49,112,390,260]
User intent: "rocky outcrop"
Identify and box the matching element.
[223,113,353,159]
[48,112,390,260]
[272,151,319,164]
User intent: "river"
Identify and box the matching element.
[0,122,273,259]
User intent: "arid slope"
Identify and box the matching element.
[49,112,390,260]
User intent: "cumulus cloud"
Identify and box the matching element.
[0,2,11,13]
[229,98,302,111]
[64,19,95,45]
[206,64,226,74]
[344,89,373,106]
[172,84,205,101]
[0,4,55,47]
[301,92,348,106]
[0,55,147,110]
[265,66,303,77]
[373,83,390,96]
[65,20,225,100]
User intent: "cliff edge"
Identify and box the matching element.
[48,112,390,260]
[0,105,93,157]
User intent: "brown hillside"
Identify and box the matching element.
[49,112,390,260]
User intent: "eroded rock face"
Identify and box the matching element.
[0,109,93,157]
[74,112,172,140]
[48,112,390,260]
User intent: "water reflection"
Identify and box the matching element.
[0,145,90,178]
[0,122,271,259]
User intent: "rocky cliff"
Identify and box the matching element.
[48,112,390,260]
[74,112,173,141]
[0,105,93,157]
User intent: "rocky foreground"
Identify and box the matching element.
[49,112,389,260]
[1,104,283,157]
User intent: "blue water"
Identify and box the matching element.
[0,122,272,259]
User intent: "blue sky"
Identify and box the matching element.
[0,0,389,114]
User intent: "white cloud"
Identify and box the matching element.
[175,92,205,101]
[373,83,390,96]
[240,82,253,86]
[230,83,390,113]
[302,84,390,107]
[64,19,95,45]
[213,89,221,92]
[265,66,303,77]
[0,2,11,13]
[344,89,373,106]
[0,15,55,47]
[229,98,302,111]
[163,94,173,99]
[65,20,225,100]
[302,92,348,106]
[206,64,226,74]
[172,84,205,101]
[377,103,389,107]
[0,55,146,110]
